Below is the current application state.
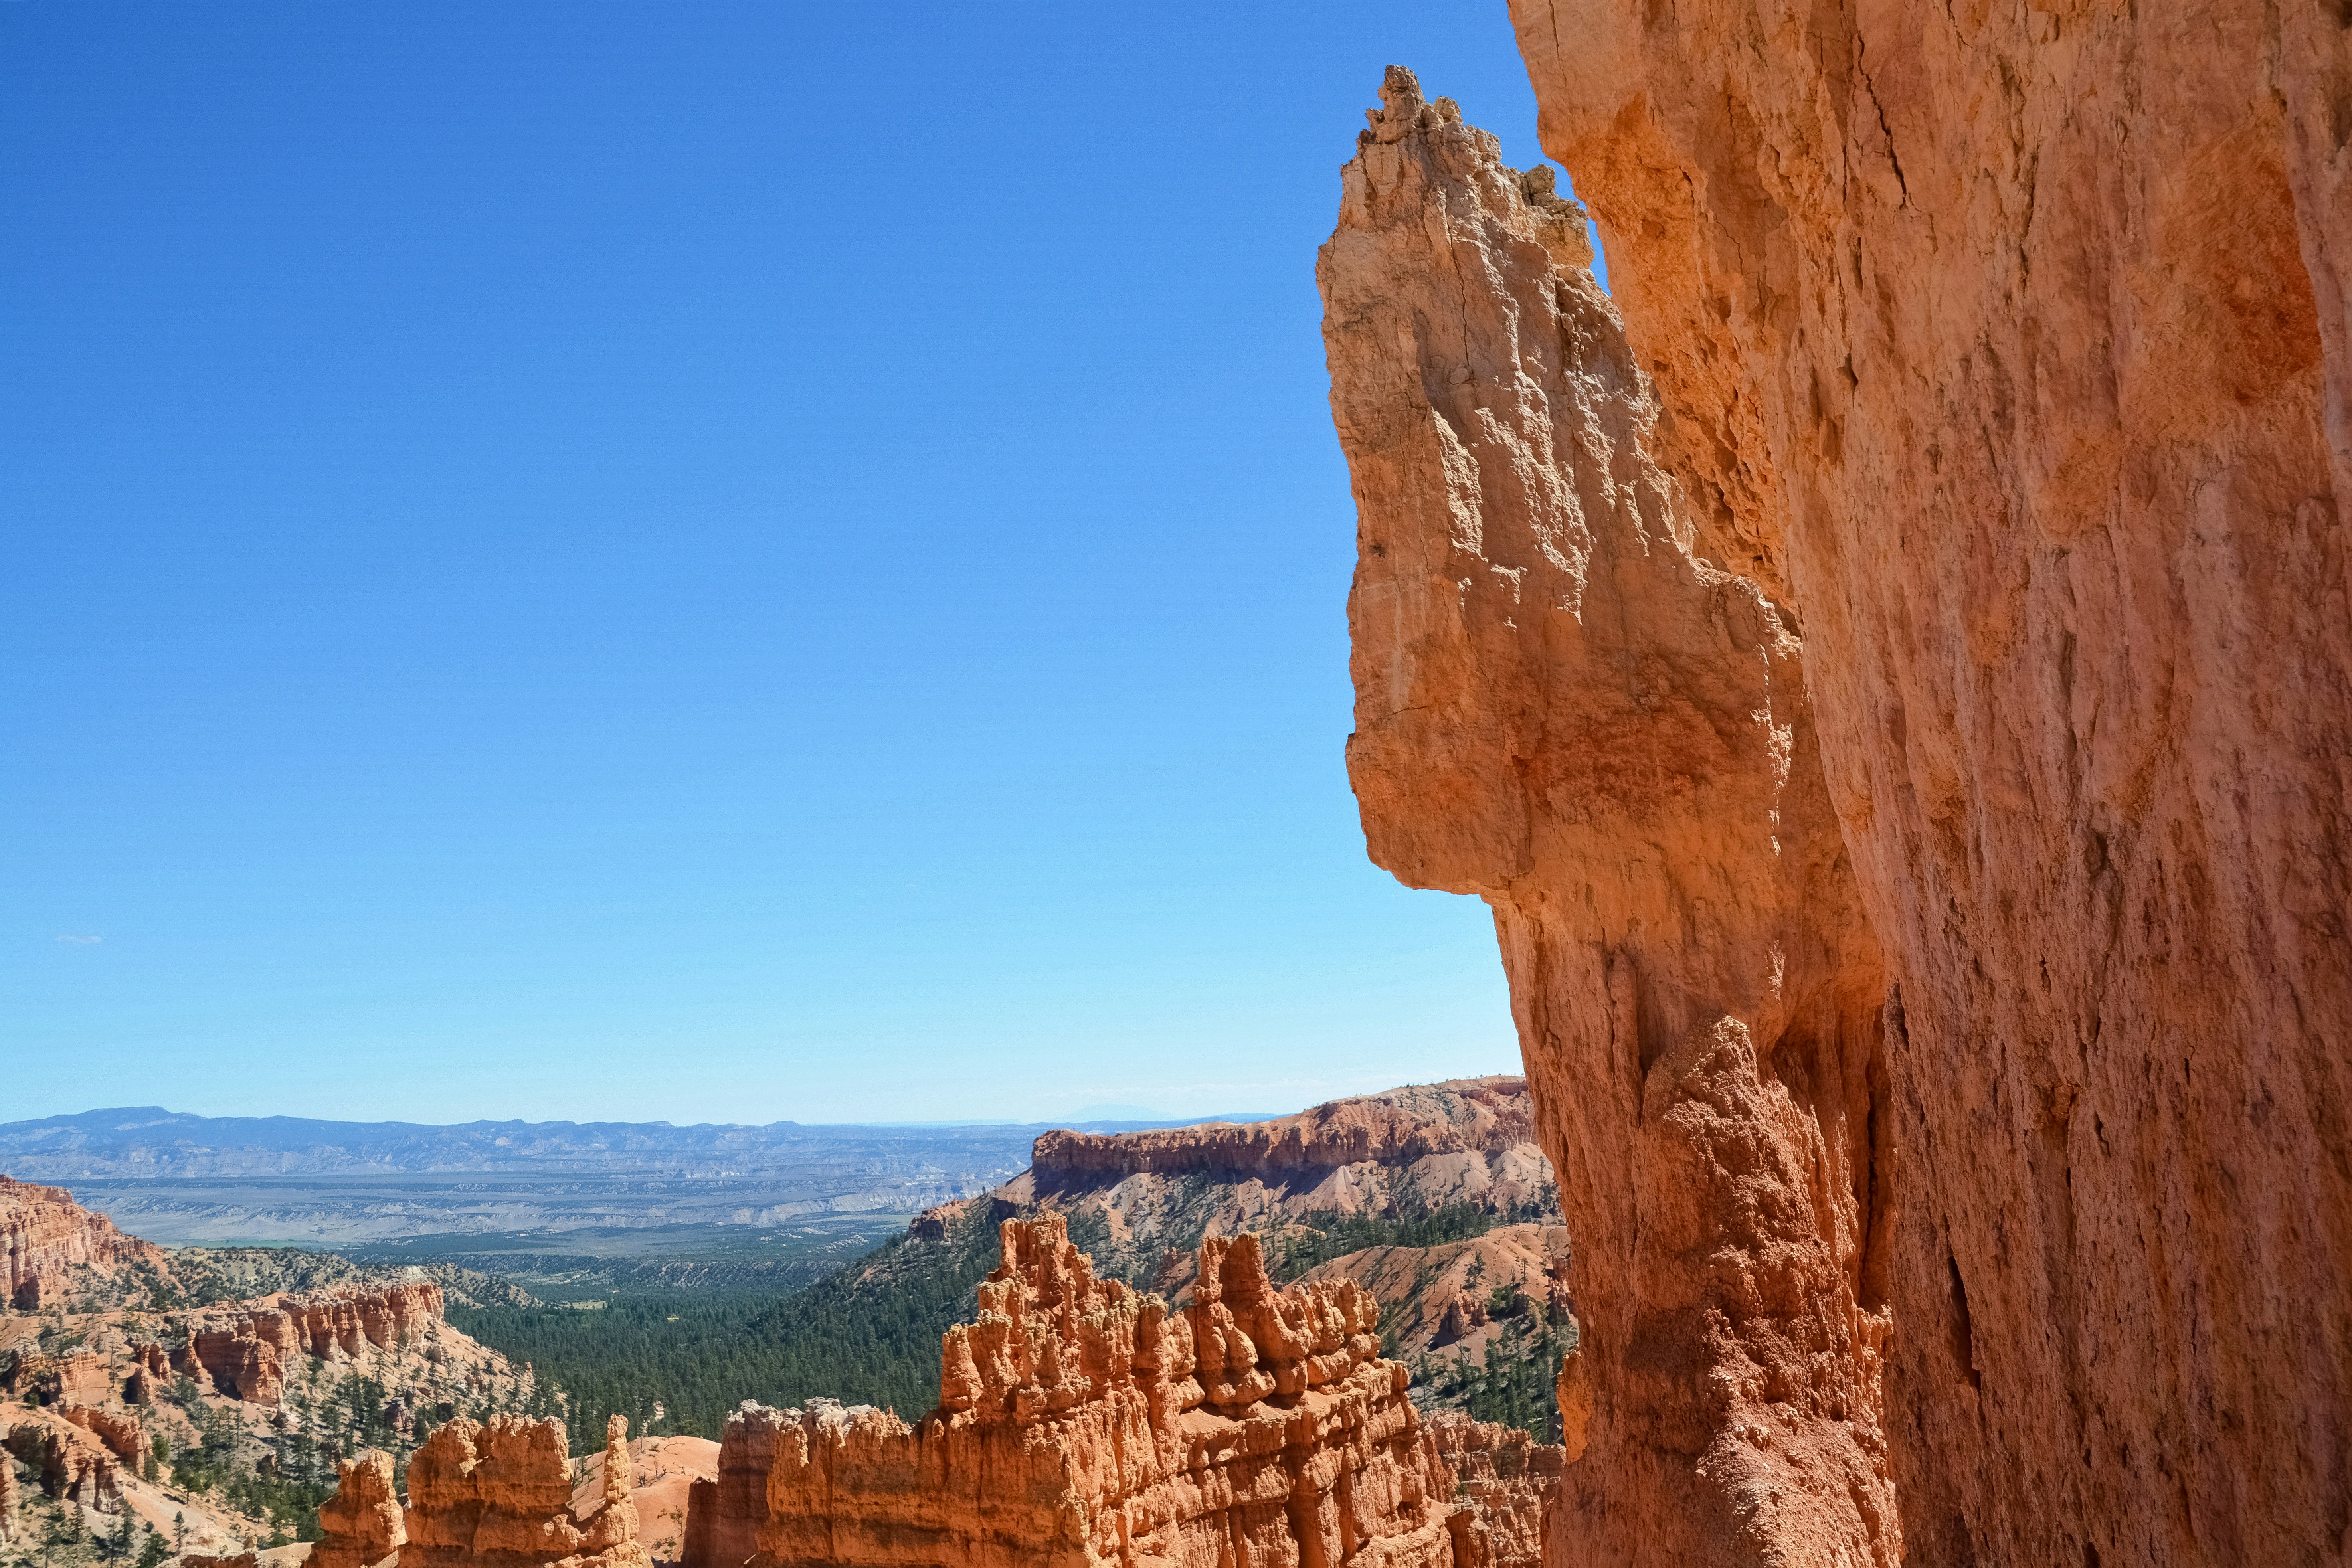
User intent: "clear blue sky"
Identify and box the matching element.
[5,2,1587,1126]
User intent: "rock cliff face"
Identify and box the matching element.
[1031,1078,1534,1178]
[157,1283,449,1404]
[61,1404,146,1467]
[682,1216,1558,1568]
[399,1413,649,1568]
[994,1077,1559,1295]
[314,1451,407,1568]
[1326,69,1893,1565]
[0,1175,168,1309]
[1327,3,2352,1555]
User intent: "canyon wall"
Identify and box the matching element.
[1327,0,2352,1555]
[0,1175,168,1309]
[681,1215,1559,1567]
[167,1282,447,1404]
[1325,70,1893,1564]
[1030,1077,1533,1179]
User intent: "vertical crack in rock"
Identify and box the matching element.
[1321,67,1897,1566]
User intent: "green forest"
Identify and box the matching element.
[451,1199,1573,1451]
[448,1206,1006,1447]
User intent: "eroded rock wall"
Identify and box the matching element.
[0,1175,168,1310]
[1325,70,1895,1564]
[1329,0,2352,1555]
[175,1283,447,1404]
[1509,2,2352,1561]
[683,1216,1559,1568]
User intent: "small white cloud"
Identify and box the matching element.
[55,934,102,945]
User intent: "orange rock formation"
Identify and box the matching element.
[61,1404,146,1467]
[142,1282,447,1404]
[2,1348,117,1407]
[1030,1076,1533,1178]
[0,1175,168,1310]
[4,1409,126,1511]
[313,1451,406,1568]
[683,1215,1556,1567]
[1327,11,2352,1558]
[399,1413,649,1568]
[1327,69,1890,1564]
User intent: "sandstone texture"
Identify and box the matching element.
[572,1434,717,1566]
[0,1175,169,1310]
[61,1403,147,1467]
[170,1283,448,1404]
[1327,69,1893,1564]
[313,1451,406,1568]
[682,1216,1559,1568]
[399,1413,650,1568]
[1328,3,2352,1554]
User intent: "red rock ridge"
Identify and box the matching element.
[0,1174,169,1309]
[1030,1075,1534,1181]
[682,1215,1557,1568]
[148,1281,446,1404]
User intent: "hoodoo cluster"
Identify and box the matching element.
[672,1216,1557,1568]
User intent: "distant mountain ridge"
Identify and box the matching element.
[0,1106,1282,1179]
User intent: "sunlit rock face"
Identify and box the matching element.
[399,1413,650,1568]
[1330,0,2352,1552]
[0,1174,169,1309]
[1324,66,1895,1567]
[682,1215,1559,1567]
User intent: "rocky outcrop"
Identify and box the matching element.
[0,1175,168,1310]
[398,1413,649,1568]
[1331,0,2352,1554]
[1030,1077,1534,1179]
[684,1215,1555,1567]
[1326,69,1892,1566]
[313,1451,405,1568]
[0,1434,18,1543]
[1424,1416,1559,1568]
[1,1349,117,1407]
[160,1283,447,1404]
[984,1078,1559,1295]
[61,1405,146,1467]
[4,1410,124,1511]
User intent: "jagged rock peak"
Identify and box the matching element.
[684,1215,1559,1566]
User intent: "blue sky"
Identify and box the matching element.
[4,2,1588,1126]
